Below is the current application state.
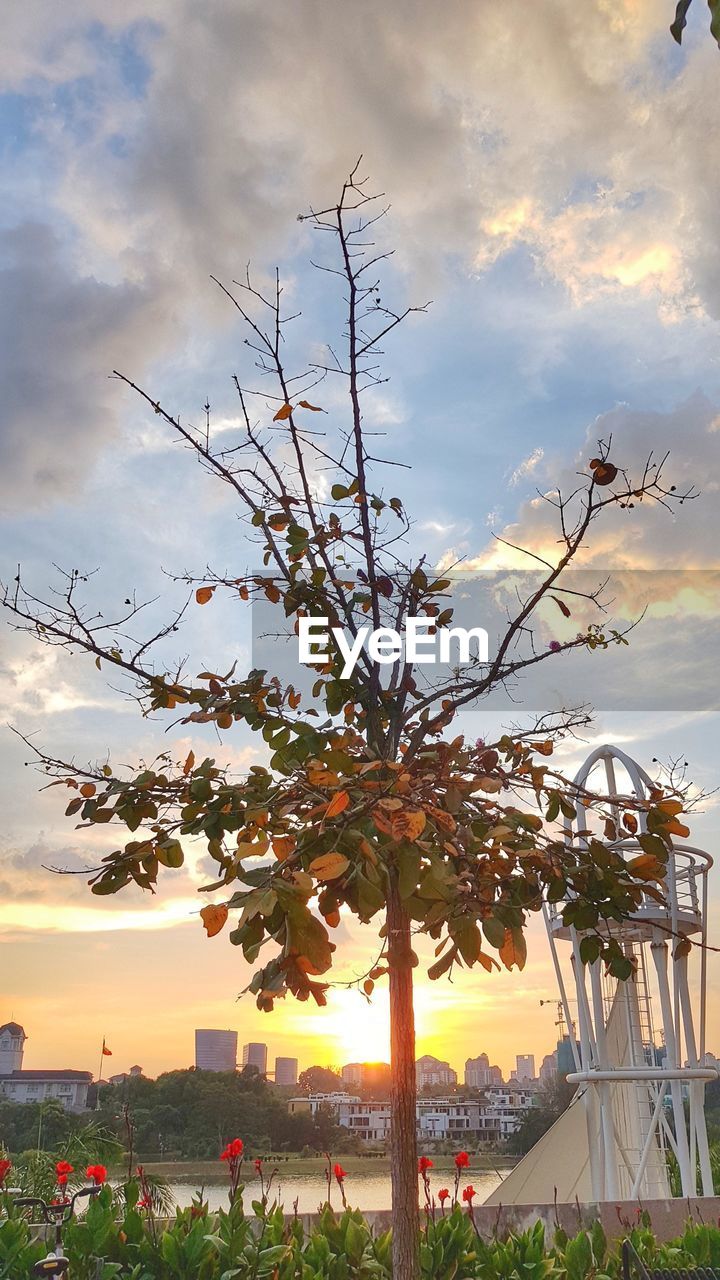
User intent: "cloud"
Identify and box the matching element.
[477,392,720,572]
[2,0,720,516]
[509,446,545,487]
[0,223,176,509]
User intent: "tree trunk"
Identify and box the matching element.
[387,871,420,1280]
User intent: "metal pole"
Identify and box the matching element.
[651,941,693,1196]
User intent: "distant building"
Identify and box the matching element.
[341,1062,392,1091]
[330,1089,537,1146]
[416,1054,457,1090]
[0,1022,27,1074]
[242,1042,268,1074]
[556,1035,580,1076]
[288,1092,357,1116]
[195,1029,237,1072]
[482,1084,537,1138]
[539,1052,558,1084]
[0,1022,91,1112]
[108,1064,145,1086]
[513,1054,535,1082]
[274,1056,298,1087]
[0,1069,92,1113]
[464,1054,503,1088]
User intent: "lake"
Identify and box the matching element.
[165,1167,509,1214]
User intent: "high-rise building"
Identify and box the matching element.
[242,1042,268,1074]
[539,1052,558,1084]
[416,1054,457,1090]
[195,1029,237,1072]
[275,1056,298,1087]
[556,1035,580,1076]
[341,1062,391,1091]
[514,1053,535,1082]
[464,1054,503,1088]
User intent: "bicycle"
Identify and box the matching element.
[12,1185,100,1278]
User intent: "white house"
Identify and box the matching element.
[0,1022,92,1112]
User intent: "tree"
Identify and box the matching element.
[508,1075,576,1157]
[297,1066,344,1095]
[2,166,696,1280]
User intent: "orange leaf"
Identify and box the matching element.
[238,584,249,601]
[372,807,394,836]
[325,790,350,819]
[80,782,96,798]
[272,835,296,861]
[664,817,690,838]
[499,928,527,971]
[195,586,215,605]
[298,400,323,412]
[200,904,228,937]
[622,812,638,834]
[658,799,683,816]
[309,851,349,880]
[627,853,665,881]
[427,805,456,833]
[273,402,293,421]
[391,808,427,842]
[551,596,571,618]
[183,750,195,776]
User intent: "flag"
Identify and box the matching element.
[102,1040,112,1057]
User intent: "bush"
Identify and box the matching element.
[3,1184,720,1280]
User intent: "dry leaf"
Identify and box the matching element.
[200,903,228,937]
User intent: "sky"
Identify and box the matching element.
[1,0,720,1084]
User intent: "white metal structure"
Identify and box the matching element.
[544,744,716,1202]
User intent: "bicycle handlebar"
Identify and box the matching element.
[12,1185,101,1223]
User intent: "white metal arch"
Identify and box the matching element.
[543,744,716,1201]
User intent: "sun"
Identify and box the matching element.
[326,987,392,1065]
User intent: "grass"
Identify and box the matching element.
[124,1152,516,1183]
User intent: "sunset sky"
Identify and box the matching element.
[1,1,720,1084]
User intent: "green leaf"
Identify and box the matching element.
[579,935,602,965]
[398,848,421,900]
[482,916,506,950]
[156,839,184,868]
[331,483,349,501]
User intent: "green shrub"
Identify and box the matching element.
[4,1185,720,1279]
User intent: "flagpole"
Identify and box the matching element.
[96,1038,106,1111]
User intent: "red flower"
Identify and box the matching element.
[56,1175,68,1187]
[438,1188,449,1202]
[220,1137,244,1161]
[418,1156,433,1173]
[254,1158,263,1172]
[56,1161,74,1176]
[454,1151,470,1169]
[137,1196,151,1210]
[462,1184,476,1203]
[333,1164,347,1182]
[0,1158,12,1186]
[86,1165,107,1185]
